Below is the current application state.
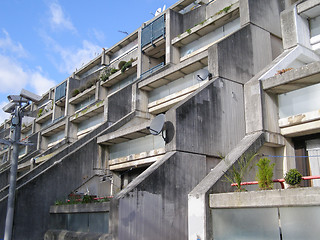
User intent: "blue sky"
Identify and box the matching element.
[0,0,177,123]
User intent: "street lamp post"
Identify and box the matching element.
[2,89,41,240]
[4,105,22,240]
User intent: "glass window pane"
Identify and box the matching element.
[68,213,88,232]
[88,213,109,233]
[212,208,280,240]
[280,207,320,240]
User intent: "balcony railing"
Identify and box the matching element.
[140,62,165,79]
[55,81,67,102]
[141,15,165,48]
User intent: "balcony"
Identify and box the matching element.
[172,2,239,48]
[70,100,104,124]
[100,60,138,88]
[97,120,165,171]
[69,85,96,105]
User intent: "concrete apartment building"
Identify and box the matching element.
[0,0,320,239]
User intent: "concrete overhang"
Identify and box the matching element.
[105,31,138,56]
[170,0,196,12]
[210,187,320,208]
[138,50,208,91]
[172,2,239,47]
[70,101,104,124]
[75,55,102,77]
[101,60,138,88]
[262,61,320,94]
[42,117,67,137]
[298,0,320,18]
[69,85,96,105]
[35,110,53,124]
[97,121,151,145]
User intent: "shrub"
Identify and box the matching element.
[118,61,126,69]
[284,169,302,186]
[121,60,133,73]
[110,68,118,74]
[100,67,111,81]
[256,158,275,190]
[37,108,43,118]
[72,89,80,98]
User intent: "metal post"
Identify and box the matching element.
[4,105,22,240]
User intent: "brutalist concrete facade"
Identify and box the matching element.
[1,0,320,239]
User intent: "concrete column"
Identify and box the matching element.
[137,27,143,78]
[281,6,311,50]
[166,9,182,65]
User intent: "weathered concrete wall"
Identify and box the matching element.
[0,140,98,240]
[110,151,207,240]
[281,7,311,50]
[166,78,245,157]
[240,0,285,37]
[0,113,136,240]
[107,85,133,124]
[209,24,273,84]
[182,5,206,32]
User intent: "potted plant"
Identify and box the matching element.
[256,157,275,190]
[284,169,302,188]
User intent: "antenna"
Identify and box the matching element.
[196,69,212,81]
[147,114,167,142]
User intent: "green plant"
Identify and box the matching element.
[256,158,275,190]
[223,153,257,192]
[82,195,95,204]
[110,68,118,74]
[22,123,27,128]
[186,28,192,34]
[284,169,302,186]
[118,60,126,69]
[100,67,111,81]
[37,108,43,118]
[215,4,234,15]
[121,60,133,73]
[72,89,80,98]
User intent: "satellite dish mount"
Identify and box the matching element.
[147,114,167,142]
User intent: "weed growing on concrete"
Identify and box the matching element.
[223,152,257,192]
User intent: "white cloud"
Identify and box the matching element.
[0,101,11,123]
[30,71,55,96]
[0,29,28,58]
[48,37,101,74]
[92,28,106,43]
[0,54,55,98]
[49,2,76,32]
[0,55,28,94]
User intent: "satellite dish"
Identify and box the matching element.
[163,5,166,11]
[196,69,211,81]
[147,114,165,135]
[155,8,162,16]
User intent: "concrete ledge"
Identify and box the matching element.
[262,61,320,94]
[210,187,320,208]
[44,229,111,240]
[50,202,110,214]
